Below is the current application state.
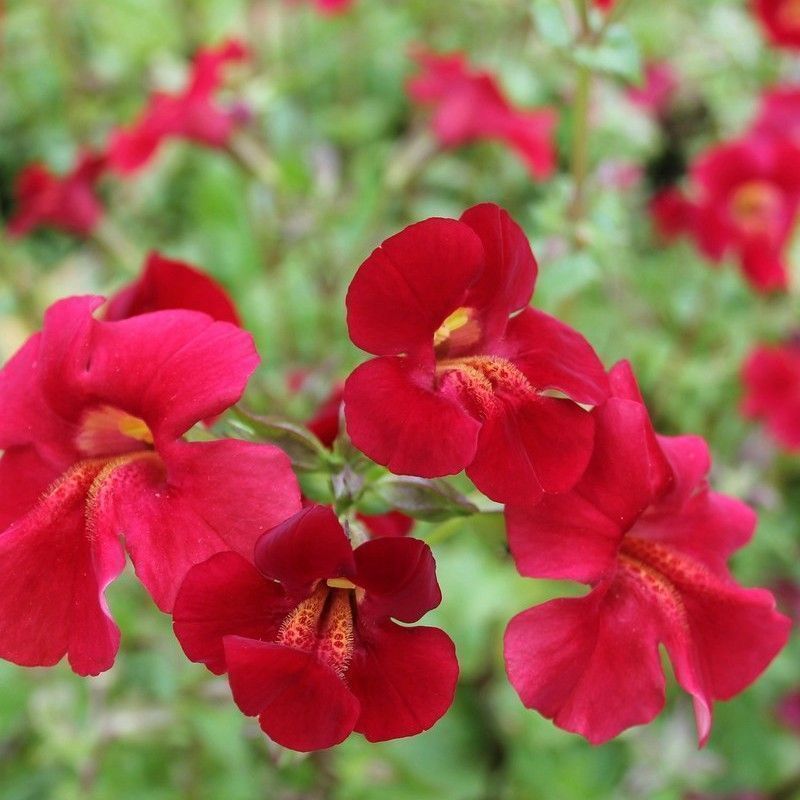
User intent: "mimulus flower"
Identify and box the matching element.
[753,0,800,49]
[504,361,790,745]
[407,51,557,179]
[0,296,300,676]
[107,39,249,174]
[343,203,608,506]
[7,151,106,238]
[626,62,678,118]
[105,251,241,325]
[172,504,457,751]
[753,85,800,141]
[649,186,695,242]
[741,341,800,450]
[683,136,800,291]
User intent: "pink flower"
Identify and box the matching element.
[7,151,106,238]
[407,50,557,179]
[752,0,800,49]
[0,296,300,675]
[105,252,240,325]
[107,40,249,174]
[173,505,457,751]
[752,86,800,141]
[741,342,800,450]
[504,361,790,744]
[776,689,800,733]
[627,62,679,117]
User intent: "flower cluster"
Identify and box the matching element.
[6,40,248,239]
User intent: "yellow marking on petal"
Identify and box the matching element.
[326,577,357,590]
[76,405,154,457]
[433,307,473,347]
[730,180,782,237]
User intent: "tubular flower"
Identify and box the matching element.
[504,361,790,745]
[753,86,800,141]
[343,203,608,506]
[753,0,800,49]
[407,50,557,179]
[107,39,249,174]
[172,504,457,751]
[683,136,800,291]
[7,151,106,238]
[741,342,800,450]
[306,386,413,538]
[0,296,300,676]
[649,186,696,242]
[105,251,240,325]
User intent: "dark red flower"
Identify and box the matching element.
[681,136,800,291]
[343,203,608,506]
[0,296,300,676]
[107,39,248,174]
[173,504,457,751]
[753,86,800,140]
[504,361,790,745]
[594,0,615,9]
[649,187,696,241]
[776,689,800,733]
[7,151,106,238]
[627,62,678,117]
[105,252,240,325]
[753,0,800,49]
[306,385,414,538]
[407,51,557,179]
[741,342,800,450]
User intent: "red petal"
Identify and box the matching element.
[173,551,291,674]
[458,203,537,341]
[0,446,61,530]
[224,636,359,751]
[348,622,458,742]
[115,440,300,611]
[506,493,622,583]
[466,395,595,504]
[344,356,480,478]
[358,510,414,538]
[495,308,609,405]
[105,252,240,325]
[254,505,354,596]
[504,579,667,744]
[346,217,484,356]
[354,537,441,622]
[0,462,125,676]
[86,310,258,442]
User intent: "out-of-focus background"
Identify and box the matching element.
[0,0,798,798]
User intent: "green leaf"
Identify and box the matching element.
[367,476,478,522]
[573,25,642,83]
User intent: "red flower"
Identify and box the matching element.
[107,40,248,174]
[753,86,800,141]
[0,296,300,676]
[504,361,790,745]
[343,203,608,506]
[7,151,106,238]
[741,342,800,450]
[105,252,240,325]
[313,0,353,12]
[626,62,678,117]
[306,385,414,538]
[172,504,457,751]
[407,51,557,179]
[683,136,800,291]
[753,0,800,49]
[649,187,695,242]
[594,0,615,9]
[776,689,800,734]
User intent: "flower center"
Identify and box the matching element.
[276,582,356,677]
[76,405,154,458]
[779,0,800,30]
[730,180,783,237]
[433,307,482,353]
[436,355,535,415]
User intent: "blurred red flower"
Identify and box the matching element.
[107,39,249,174]
[649,186,695,241]
[667,137,800,292]
[753,85,800,140]
[753,0,800,49]
[173,504,457,751]
[313,0,353,12]
[343,203,608,506]
[742,342,800,450]
[776,689,800,733]
[0,296,299,675]
[504,361,790,745]
[7,151,106,238]
[105,252,240,325]
[627,61,678,117]
[407,50,557,179]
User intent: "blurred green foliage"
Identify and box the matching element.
[0,0,798,798]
